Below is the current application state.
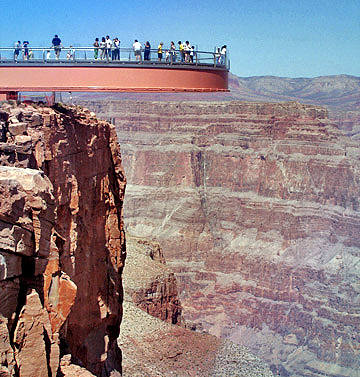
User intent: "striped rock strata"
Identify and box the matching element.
[0,102,126,376]
[84,100,359,377]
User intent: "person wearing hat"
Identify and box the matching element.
[157,42,164,61]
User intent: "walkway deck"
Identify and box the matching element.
[0,47,229,95]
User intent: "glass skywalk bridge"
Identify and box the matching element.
[0,46,229,99]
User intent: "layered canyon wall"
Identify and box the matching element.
[83,100,360,377]
[0,102,126,376]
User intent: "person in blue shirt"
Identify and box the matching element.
[52,35,62,60]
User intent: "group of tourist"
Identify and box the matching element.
[130,40,197,63]
[92,37,198,63]
[93,36,120,60]
[12,35,227,65]
[14,40,31,60]
[216,45,227,65]
[13,35,66,61]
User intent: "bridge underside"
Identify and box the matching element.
[0,65,228,97]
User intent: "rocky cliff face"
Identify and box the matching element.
[84,100,359,377]
[0,102,126,376]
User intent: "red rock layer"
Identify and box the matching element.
[0,102,126,376]
[86,100,359,376]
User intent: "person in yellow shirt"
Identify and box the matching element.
[178,41,185,62]
[158,42,164,61]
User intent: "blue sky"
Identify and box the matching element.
[0,0,359,77]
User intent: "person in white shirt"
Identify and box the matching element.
[100,37,106,60]
[220,45,227,65]
[133,39,142,61]
[105,35,113,61]
[184,41,191,62]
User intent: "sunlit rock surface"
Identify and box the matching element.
[0,102,126,376]
[0,167,58,377]
[84,100,359,377]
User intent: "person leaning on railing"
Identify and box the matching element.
[51,35,62,60]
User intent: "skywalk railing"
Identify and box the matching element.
[0,46,230,69]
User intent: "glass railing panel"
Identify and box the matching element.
[0,47,228,68]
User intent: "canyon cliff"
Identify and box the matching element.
[82,99,360,377]
[0,102,126,376]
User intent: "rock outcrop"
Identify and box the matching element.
[124,235,182,324]
[0,167,59,377]
[84,100,359,377]
[0,101,126,376]
[121,235,273,376]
